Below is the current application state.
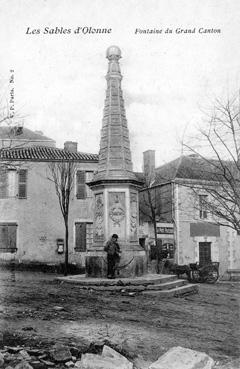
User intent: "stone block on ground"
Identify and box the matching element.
[49,344,72,362]
[5,348,24,354]
[14,362,34,369]
[149,346,215,369]
[19,351,31,361]
[133,355,152,369]
[75,338,92,354]
[70,347,81,358]
[214,358,240,369]
[39,360,55,367]
[119,338,138,359]
[79,345,133,369]
[65,360,75,367]
[74,361,82,368]
[29,360,45,369]
[26,349,44,357]
[102,345,133,368]
[3,352,19,364]
[88,340,105,354]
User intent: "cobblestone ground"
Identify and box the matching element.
[0,270,239,365]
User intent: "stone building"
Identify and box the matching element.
[139,151,240,278]
[0,128,98,269]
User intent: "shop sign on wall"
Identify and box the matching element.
[157,227,174,235]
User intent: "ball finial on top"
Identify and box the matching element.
[106,45,121,60]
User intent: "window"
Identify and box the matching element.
[76,171,85,199]
[162,243,175,258]
[75,222,93,252]
[76,171,93,199]
[0,169,8,198]
[139,238,146,248]
[199,194,208,219]
[18,169,27,199]
[199,242,211,265]
[0,168,17,198]
[0,223,17,253]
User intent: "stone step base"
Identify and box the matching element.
[57,273,178,287]
[142,284,199,297]
[146,279,187,290]
[57,274,199,297]
[75,279,189,293]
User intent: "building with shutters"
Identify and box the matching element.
[0,127,98,268]
[139,151,240,278]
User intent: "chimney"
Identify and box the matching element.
[35,130,43,136]
[64,141,78,153]
[143,150,155,179]
[11,125,23,136]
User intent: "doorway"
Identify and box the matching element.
[199,242,211,265]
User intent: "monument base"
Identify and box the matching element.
[86,250,147,278]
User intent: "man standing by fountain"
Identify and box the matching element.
[104,234,121,278]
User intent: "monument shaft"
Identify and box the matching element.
[86,46,147,277]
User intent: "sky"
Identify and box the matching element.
[0,0,240,171]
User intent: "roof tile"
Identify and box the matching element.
[154,155,225,185]
[0,146,98,162]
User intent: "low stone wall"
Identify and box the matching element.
[85,250,147,278]
[0,261,85,275]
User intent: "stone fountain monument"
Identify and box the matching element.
[86,46,147,277]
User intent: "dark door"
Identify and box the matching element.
[75,222,86,252]
[199,242,211,265]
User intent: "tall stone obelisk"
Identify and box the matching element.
[86,46,147,277]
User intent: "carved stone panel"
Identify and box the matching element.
[94,193,104,242]
[130,192,138,241]
[108,192,125,239]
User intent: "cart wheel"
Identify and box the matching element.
[203,266,219,284]
[190,269,201,283]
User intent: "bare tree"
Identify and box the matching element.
[48,160,76,275]
[0,77,25,150]
[0,99,25,195]
[0,88,12,126]
[183,92,240,233]
[139,172,173,272]
[0,82,25,162]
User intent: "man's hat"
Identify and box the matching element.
[112,234,118,239]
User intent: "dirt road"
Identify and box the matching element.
[0,271,239,365]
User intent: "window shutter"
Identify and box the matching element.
[76,171,86,199]
[0,225,8,250]
[86,223,93,248]
[8,224,17,251]
[18,169,27,199]
[86,171,94,197]
[199,194,208,219]
[75,223,86,251]
[0,169,8,198]
[0,223,17,252]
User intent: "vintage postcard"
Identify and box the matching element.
[0,1,239,368]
